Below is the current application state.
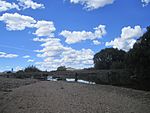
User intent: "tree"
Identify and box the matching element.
[126,27,150,82]
[57,66,66,71]
[24,65,41,72]
[93,48,126,69]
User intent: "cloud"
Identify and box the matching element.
[60,25,106,44]
[0,52,18,58]
[0,0,44,12]
[34,37,94,71]
[93,40,101,45]
[0,13,55,37]
[106,26,145,51]
[33,37,54,42]
[27,59,34,62]
[0,13,95,71]
[0,0,20,12]
[33,20,56,37]
[23,55,34,62]
[23,55,30,58]
[0,13,36,30]
[17,0,44,9]
[141,0,150,6]
[68,0,115,10]
[14,66,23,71]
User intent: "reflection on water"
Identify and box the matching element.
[77,79,96,84]
[47,76,57,81]
[47,76,96,85]
[66,78,75,82]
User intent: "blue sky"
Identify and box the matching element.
[0,0,150,71]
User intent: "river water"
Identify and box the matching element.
[47,76,96,85]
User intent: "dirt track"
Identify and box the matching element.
[0,78,150,113]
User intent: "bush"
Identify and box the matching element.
[15,66,41,79]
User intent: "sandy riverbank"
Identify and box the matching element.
[0,77,150,113]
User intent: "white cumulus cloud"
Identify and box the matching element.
[33,20,56,37]
[93,40,101,45]
[27,59,34,62]
[0,0,19,12]
[106,26,145,51]
[0,0,44,12]
[34,37,94,71]
[0,12,97,71]
[0,13,55,38]
[17,0,44,9]
[0,52,18,58]
[141,0,150,6]
[60,25,106,44]
[0,13,36,30]
[23,55,30,58]
[68,0,115,10]
[14,66,23,71]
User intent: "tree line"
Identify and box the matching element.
[93,27,150,88]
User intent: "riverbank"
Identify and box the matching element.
[0,77,150,113]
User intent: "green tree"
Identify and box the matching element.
[93,48,126,69]
[57,66,66,71]
[24,65,41,72]
[126,27,150,82]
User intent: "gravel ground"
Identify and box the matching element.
[0,77,150,113]
[0,77,38,92]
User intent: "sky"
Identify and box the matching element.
[0,0,150,72]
